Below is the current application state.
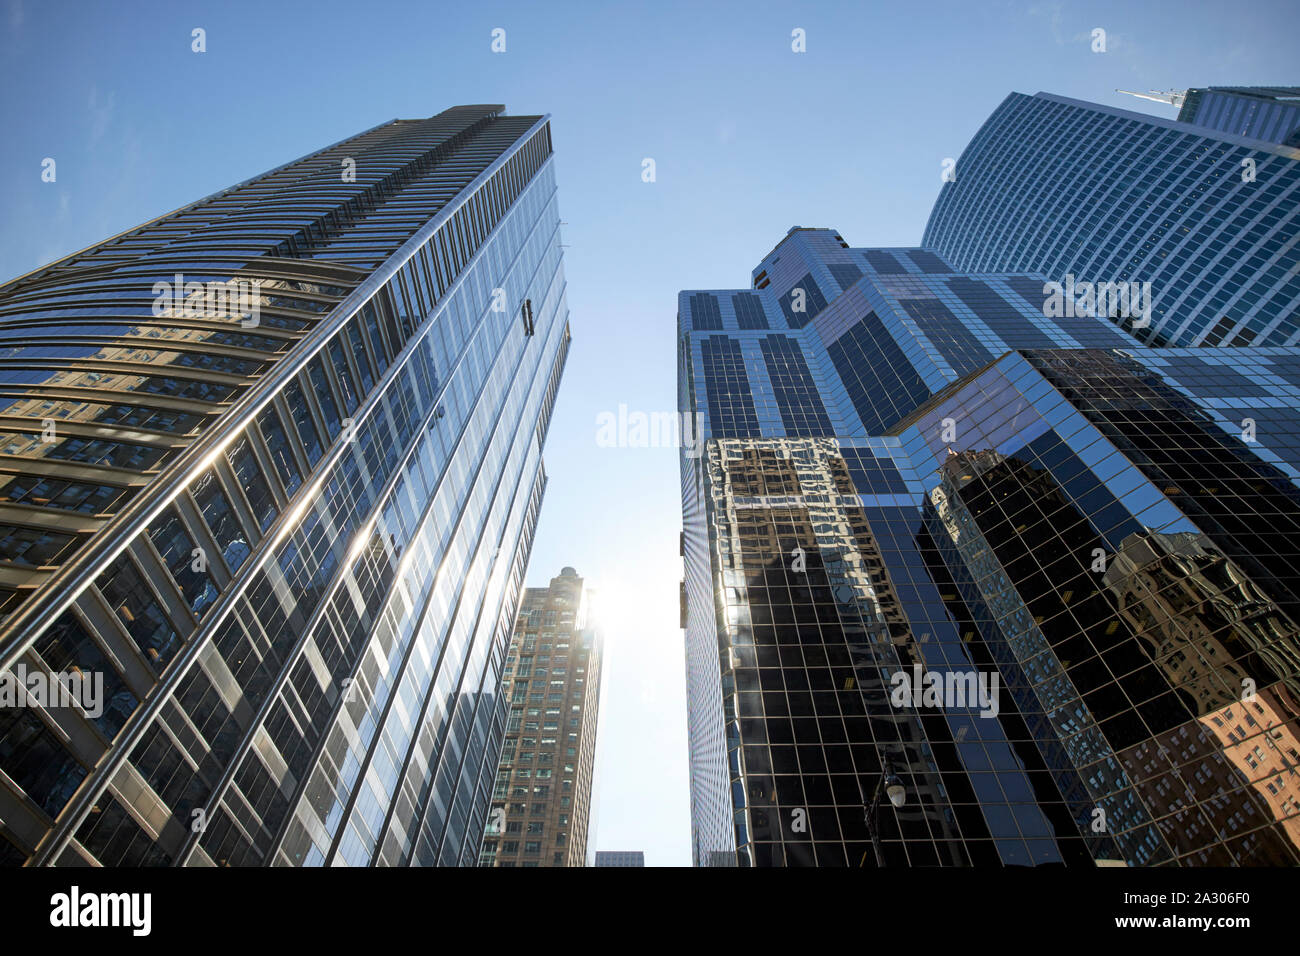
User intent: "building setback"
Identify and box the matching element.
[479,568,602,867]
[678,221,1300,867]
[0,105,572,866]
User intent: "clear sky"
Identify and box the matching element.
[2,0,1297,867]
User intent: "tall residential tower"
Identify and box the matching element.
[0,105,571,866]
[479,567,603,867]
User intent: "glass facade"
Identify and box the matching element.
[0,105,571,866]
[923,92,1300,348]
[1177,87,1300,147]
[678,225,1300,866]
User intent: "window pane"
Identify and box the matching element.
[193,470,252,572]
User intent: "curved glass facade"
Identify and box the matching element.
[923,92,1300,348]
[0,105,571,866]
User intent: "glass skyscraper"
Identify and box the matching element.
[479,567,603,867]
[0,104,571,866]
[678,224,1300,866]
[923,91,1300,348]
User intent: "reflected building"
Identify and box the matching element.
[0,105,571,866]
[678,223,1300,866]
[478,567,602,867]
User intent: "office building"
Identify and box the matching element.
[0,104,571,866]
[923,91,1300,348]
[678,224,1300,866]
[479,567,602,867]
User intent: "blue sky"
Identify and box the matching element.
[2,0,1297,866]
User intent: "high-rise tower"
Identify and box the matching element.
[679,225,1300,867]
[478,567,603,867]
[0,105,572,867]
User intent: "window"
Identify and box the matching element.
[306,357,343,440]
[690,293,723,331]
[0,698,88,816]
[327,338,361,413]
[0,525,77,567]
[148,506,218,617]
[192,470,251,572]
[36,613,136,738]
[225,435,277,532]
[346,322,375,393]
[257,405,302,495]
[0,475,127,516]
[777,273,828,328]
[732,292,768,330]
[282,379,323,465]
[97,555,180,668]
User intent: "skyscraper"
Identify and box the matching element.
[923,91,1300,348]
[479,567,602,867]
[678,224,1300,867]
[0,104,572,866]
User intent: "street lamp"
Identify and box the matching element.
[864,757,906,867]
